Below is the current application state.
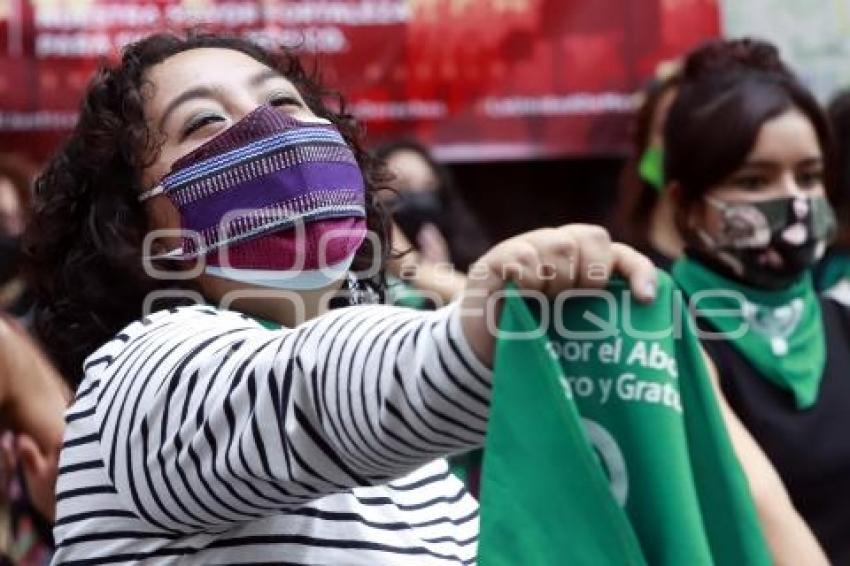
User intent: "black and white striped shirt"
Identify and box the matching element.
[52,303,491,565]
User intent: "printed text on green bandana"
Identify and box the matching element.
[549,338,682,413]
[478,275,770,566]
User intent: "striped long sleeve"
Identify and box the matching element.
[53,303,491,564]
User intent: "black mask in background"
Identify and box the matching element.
[391,192,449,245]
[0,234,21,285]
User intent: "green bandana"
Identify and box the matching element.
[672,256,825,409]
[386,274,432,310]
[638,145,665,192]
[479,276,769,565]
[814,251,850,292]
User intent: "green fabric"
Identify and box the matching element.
[638,145,665,193]
[814,251,850,292]
[672,256,825,409]
[250,315,282,330]
[448,449,481,486]
[386,275,432,309]
[479,275,770,566]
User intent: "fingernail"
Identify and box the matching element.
[643,281,657,300]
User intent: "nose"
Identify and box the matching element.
[778,170,806,198]
[228,98,328,125]
[230,95,264,122]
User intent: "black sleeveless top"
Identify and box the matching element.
[698,297,850,564]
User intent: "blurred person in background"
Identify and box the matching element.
[0,156,37,320]
[0,316,67,564]
[375,140,491,306]
[814,90,850,303]
[666,38,850,563]
[0,155,64,563]
[375,140,490,272]
[616,61,683,269]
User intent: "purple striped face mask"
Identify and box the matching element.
[140,105,368,289]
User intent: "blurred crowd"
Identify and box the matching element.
[0,32,848,565]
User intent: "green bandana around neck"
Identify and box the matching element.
[672,255,825,409]
[638,145,665,193]
[479,276,769,565]
[815,251,850,292]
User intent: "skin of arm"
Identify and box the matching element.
[0,316,69,521]
[701,350,828,566]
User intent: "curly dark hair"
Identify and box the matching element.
[25,32,392,386]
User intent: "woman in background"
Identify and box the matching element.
[375,140,490,273]
[0,153,65,564]
[0,155,38,319]
[0,315,67,563]
[666,38,850,563]
[375,140,491,307]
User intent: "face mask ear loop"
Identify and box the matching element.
[699,195,738,249]
[145,247,186,261]
[703,194,729,212]
[138,184,165,203]
[696,228,719,250]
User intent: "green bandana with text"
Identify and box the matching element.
[478,274,769,565]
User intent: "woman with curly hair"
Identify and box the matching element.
[26,32,659,563]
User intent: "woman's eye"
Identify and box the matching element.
[797,170,824,188]
[182,114,225,139]
[733,175,767,191]
[269,94,303,108]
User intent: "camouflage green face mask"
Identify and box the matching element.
[697,195,837,289]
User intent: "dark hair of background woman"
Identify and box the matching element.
[614,70,680,252]
[24,32,393,386]
[826,90,850,249]
[664,38,835,240]
[372,139,490,271]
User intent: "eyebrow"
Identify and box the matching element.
[249,68,283,87]
[157,69,293,131]
[738,157,823,170]
[158,86,217,131]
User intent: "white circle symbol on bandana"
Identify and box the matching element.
[582,418,629,507]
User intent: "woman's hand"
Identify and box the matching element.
[460,224,657,366]
[386,222,467,302]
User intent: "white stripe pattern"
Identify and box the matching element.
[164,129,346,188]
[52,303,491,565]
[171,145,358,207]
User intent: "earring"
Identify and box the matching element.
[345,272,379,306]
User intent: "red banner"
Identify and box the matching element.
[0,0,718,163]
